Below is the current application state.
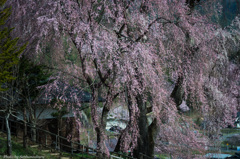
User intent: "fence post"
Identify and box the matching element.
[45,132,47,147]
[71,141,73,155]
[36,128,39,144]
[59,137,61,152]
[1,117,3,132]
[55,135,58,150]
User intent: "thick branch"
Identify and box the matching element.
[68,32,94,87]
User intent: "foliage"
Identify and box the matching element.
[0,0,26,91]
[16,56,52,102]
[0,55,52,153]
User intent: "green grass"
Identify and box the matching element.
[0,136,97,159]
[154,154,170,159]
[0,137,57,158]
[221,128,240,135]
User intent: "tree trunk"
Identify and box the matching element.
[23,107,28,148]
[90,89,106,158]
[31,123,36,142]
[27,97,37,142]
[133,95,150,159]
[171,75,184,109]
[114,93,156,158]
[114,133,122,152]
[29,111,36,143]
[5,114,12,156]
[148,118,157,157]
[96,127,103,157]
[114,120,132,153]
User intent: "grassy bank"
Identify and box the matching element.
[221,128,240,135]
[0,137,57,158]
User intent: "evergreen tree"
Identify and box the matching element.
[16,56,52,146]
[0,0,26,91]
[0,0,26,155]
[0,55,52,153]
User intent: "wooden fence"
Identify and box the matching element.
[0,116,153,159]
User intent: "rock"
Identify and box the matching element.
[179,100,190,112]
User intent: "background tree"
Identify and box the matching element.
[0,0,26,91]
[184,0,240,142]
[0,69,19,156]
[16,56,52,146]
[0,55,51,153]
[0,0,26,155]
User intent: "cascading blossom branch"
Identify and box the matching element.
[6,0,240,157]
